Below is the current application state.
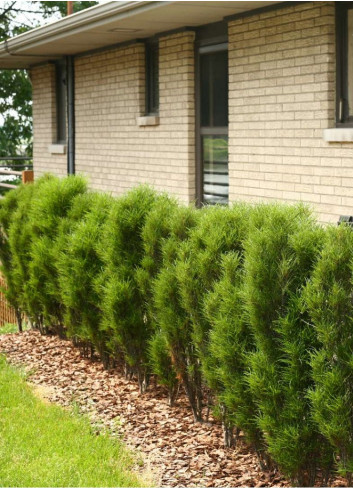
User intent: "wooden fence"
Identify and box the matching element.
[0,156,33,198]
[0,274,17,326]
[0,168,34,195]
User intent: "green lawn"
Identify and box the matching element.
[0,322,22,335]
[0,355,146,487]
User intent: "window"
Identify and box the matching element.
[196,21,228,206]
[55,59,67,143]
[336,3,353,125]
[198,44,229,205]
[145,41,159,115]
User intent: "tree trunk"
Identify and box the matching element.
[168,382,180,407]
[137,369,149,394]
[15,308,22,332]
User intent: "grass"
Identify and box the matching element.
[0,322,22,335]
[0,355,147,487]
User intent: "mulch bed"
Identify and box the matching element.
[0,330,344,488]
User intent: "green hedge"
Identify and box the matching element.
[1,175,353,485]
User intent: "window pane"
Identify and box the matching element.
[200,50,228,128]
[55,61,66,143]
[202,135,228,205]
[146,42,159,114]
[213,51,228,127]
[348,9,353,116]
[200,54,211,127]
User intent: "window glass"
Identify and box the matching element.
[146,42,159,115]
[200,54,211,127]
[200,47,228,205]
[202,136,229,205]
[200,51,228,128]
[337,4,353,124]
[213,51,228,127]
[348,9,353,116]
[55,61,66,143]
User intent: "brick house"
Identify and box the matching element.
[0,1,352,222]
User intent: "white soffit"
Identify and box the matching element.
[0,0,283,69]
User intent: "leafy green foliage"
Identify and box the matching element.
[40,1,98,17]
[2,178,353,485]
[148,331,178,405]
[6,177,43,326]
[306,225,353,479]
[136,194,180,401]
[98,186,159,392]
[0,70,32,156]
[0,1,98,157]
[176,204,250,425]
[243,204,329,484]
[6,175,87,333]
[137,193,179,333]
[57,192,114,365]
[0,183,30,318]
[25,175,87,333]
[204,251,260,449]
[153,206,201,420]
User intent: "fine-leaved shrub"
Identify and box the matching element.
[7,176,52,329]
[243,204,329,484]
[176,204,250,425]
[98,186,159,392]
[153,206,201,419]
[23,175,87,335]
[306,225,353,483]
[136,194,180,403]
[137,194,179,336]
[204,251,260,449]
[0,183,35,330]
[2,176,350,485]
[57,192,114,365]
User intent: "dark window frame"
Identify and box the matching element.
[55,59,67,143]
[145,40,159,115]
[336,2,353,127]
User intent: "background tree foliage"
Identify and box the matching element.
[0,1,97,157]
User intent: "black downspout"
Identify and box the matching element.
[66,55,75,175]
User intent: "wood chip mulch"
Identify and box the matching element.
[0,330,344,488]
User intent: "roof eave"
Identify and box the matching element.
[0,0,167,69]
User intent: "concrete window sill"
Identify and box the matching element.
[323,128,353,142]
[48,144,66,154]
[136,115,160,127]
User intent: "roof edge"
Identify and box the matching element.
[0,1,168,56]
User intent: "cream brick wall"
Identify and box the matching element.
[228,1,352,223]
[32,64,67,178]
[75,32,195,203]
[32,32,195,202]
[32,3,353,222]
